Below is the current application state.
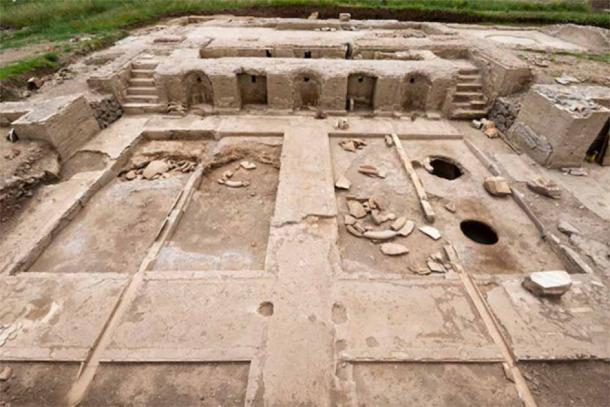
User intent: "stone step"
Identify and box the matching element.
[458,67,480,75]
[131,69,155,78]
[452,108,488,119]
[458,74,481,83]
[127,86,158,96]
[128,78,155,87]
[457,82,483,92]
[125,95,160,104]
[132,61,159,70]
[453,92,485,102]
[454,100,487,109]
[122,103,166,114]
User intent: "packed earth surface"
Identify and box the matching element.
[0,12,609,407]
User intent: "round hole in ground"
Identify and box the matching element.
[460,220,499,245]
[304,76,310,82]
[358,76,364,83]
[409,77,415,84]
[428,157,463,180]
[258,301,274,316]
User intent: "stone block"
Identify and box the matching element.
[12,94,100,159]
[508,85,610,168]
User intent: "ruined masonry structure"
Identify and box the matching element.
[0,15,609,407]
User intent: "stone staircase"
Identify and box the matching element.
[451,67,488,119]
[123,58,165,114]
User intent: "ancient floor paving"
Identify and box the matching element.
[1,115,608,406]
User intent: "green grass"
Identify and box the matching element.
[0,52,60,81]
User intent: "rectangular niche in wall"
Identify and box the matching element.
[238,73,268,106]
[347,74,376,111]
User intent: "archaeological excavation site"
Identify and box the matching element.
[0,10,609,407]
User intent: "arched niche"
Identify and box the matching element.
[402,73,431,112]
[294,72,321,110]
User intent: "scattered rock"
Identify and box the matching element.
[347,200,367,218]
[527,177,561,199]
[358,164,386,178]
[558,220,580,236]
[335,174,351,190]
[27,76,44,90]
[335,118,349,130]
[125,170,137,180]
[411,266,431,276]
[167,101,186,116]
[240,160,257,170]
[555,74,580,85]
[380,243,409,256]
[371,210,395,225]
[339,138,366,152]
[427,259,447,273]
[484,127,499,139]
[339,13,351,22]
[397,220,415,237]
[315,109,327,119]
[308,11,319,19]
[143,160,169,179]
[384,134,394,146]
[222,170,234,179]
[0,366,12,381]
[363,229,398,241]
[562,167,588,176]
[6,128,18,143]
[522,270,572,297]
[344,214,357,225]
[483,176,511,197]
[482,119,496,131]
[444,201,456,213]
[221,179,250,188]
[471,119,483,129]
[391,216,407,231]
[346,224,363,237]
[419,226,441,240]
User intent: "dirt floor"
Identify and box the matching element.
[80,362,250,406]
[154,138,281,271]
[520,361,610,407]
[353,363,522,406]
[0,362,81,407]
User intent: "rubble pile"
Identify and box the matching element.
[488,97,520,133]
[121,157,196,181]
[217,160,257,188]
[89,96,123,129]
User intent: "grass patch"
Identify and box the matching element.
[0,52,60,81]
[562,52,610,64]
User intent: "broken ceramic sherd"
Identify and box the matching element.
[419,225,441,240]
[380,243,409,256]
